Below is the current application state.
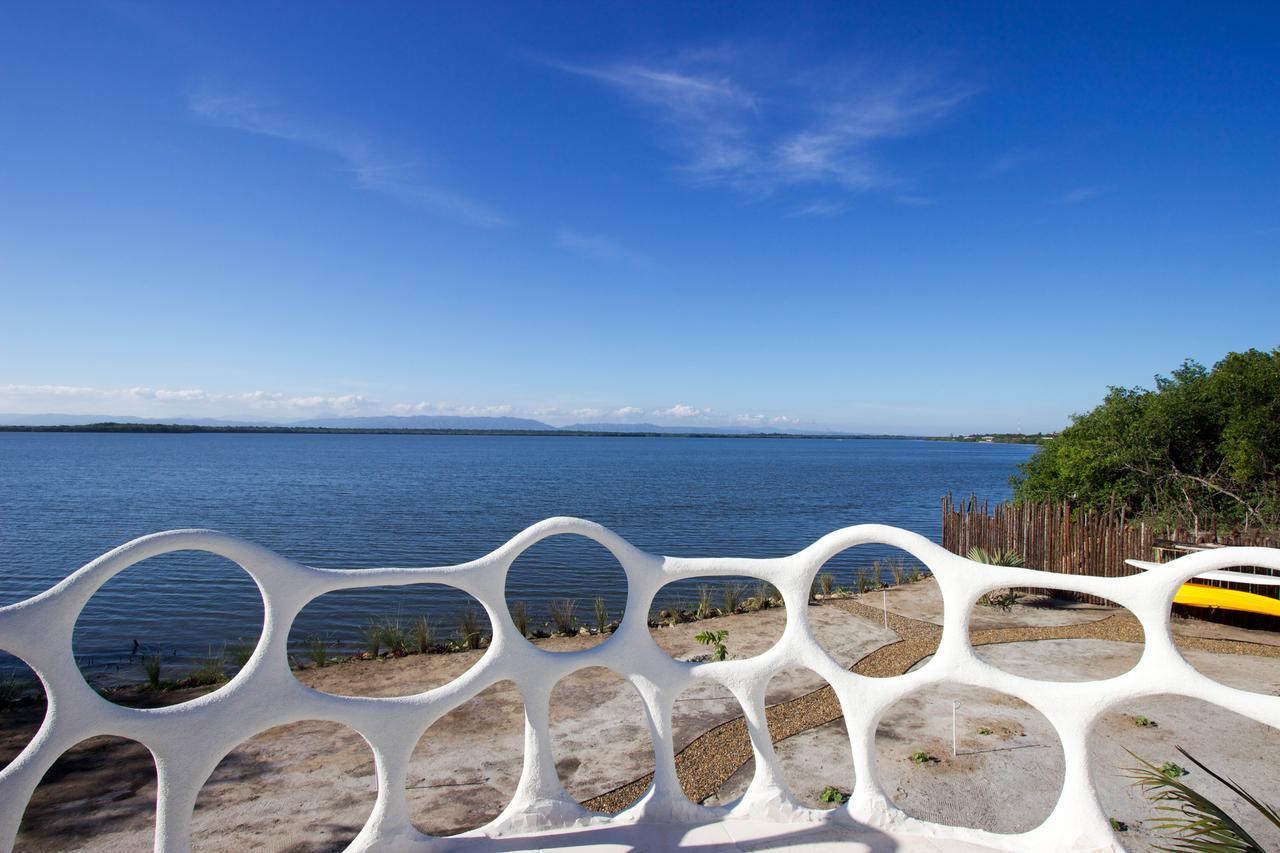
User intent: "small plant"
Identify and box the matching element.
[1133,715,1158,728]
[548,598,577,635]
[694,585,713,619]
[228,639,255,668]
[819,785,848,804]
[905,563,922,583]
[889,559,905,586]
[857,571,874,594]
[818,573,835,596]
[977,726,993,736]
[979,589,1022,611]
[306,633,333,668]
[0,673,29,708]
[457,606,484,650]
[910,750,935,764]
[362,619,384,657]
[695,629,729,661]
[189,646,227,685]
[721,583,744,613]
[1125,746,1280,851]
[594,597,609,634]
[1159,761,1189,778]
[510,601,529,637]
[1109,817,1129,832]
[412,615,434,653]
[142,653,163,690]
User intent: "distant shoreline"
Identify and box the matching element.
[0,422,1049,444]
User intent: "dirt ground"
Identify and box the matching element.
[3,579,1278,852]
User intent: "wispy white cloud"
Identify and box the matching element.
[0,385,803,428]
[554,228,653,267]
[188,89,507,228]
[550,51,974,200]
[1054,185,1107,205]
[789,199,847,217]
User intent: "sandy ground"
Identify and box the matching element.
[4,578,1278,852]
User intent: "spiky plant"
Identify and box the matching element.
[593,597,608,634]
[818,573,835,596]
[509,601,529,637]
[412,615,434,653]
[548,598,577,635]
[967,546,1024,567]
[695,584,714,619]
[306,633,333,668]
[1125,746,1280,851]
[721,583,744,613]
[457,607,485,649]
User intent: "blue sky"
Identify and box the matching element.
[1,2,1276,433]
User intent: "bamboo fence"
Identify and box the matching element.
[940,495,1280,620]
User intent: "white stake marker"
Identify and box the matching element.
[883,589,889,629]
[953,700,961,756]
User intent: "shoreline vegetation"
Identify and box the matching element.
[2,564,930,705]
[0,422,1050,443]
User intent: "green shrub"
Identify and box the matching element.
[819,785,848,804]
[1134,716,1158,728]
[910,750,935,764]
[818,573,834,596]
[593,597,608,634]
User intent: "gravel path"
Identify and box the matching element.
[583,599,1280,813]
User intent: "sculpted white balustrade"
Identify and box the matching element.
[1,520,1277,851]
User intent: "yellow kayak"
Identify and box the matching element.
[1173,582,1280,617]
[1125,559,1280,617]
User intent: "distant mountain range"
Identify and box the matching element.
[560,422,795,434]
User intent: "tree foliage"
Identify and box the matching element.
[1012,348,1280,532]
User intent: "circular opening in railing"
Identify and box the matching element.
[17,734,156,849]
[650,576,784,662]
[503,533,628,652]
[552,666,655,812]
[289,583,492,698]
[712,666,853,810]
[408,679,523,837]
[0,650,46,774]
[968,591,1144,681]
[1166,561,1280,695]
[815,544,941,678]
[874,683,1063,833]
[673,679,751,807]
[193,720,376,851]
[72,549,265,707]
[1090,694,1280,846]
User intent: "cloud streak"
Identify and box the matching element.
[554,228,653,267]
[188,90,507,228]
[0,385,801,428]
[550,51,975,201]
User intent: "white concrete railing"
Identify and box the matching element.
[1,520,1277,852]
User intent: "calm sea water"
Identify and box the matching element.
[0,433,1035,679]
